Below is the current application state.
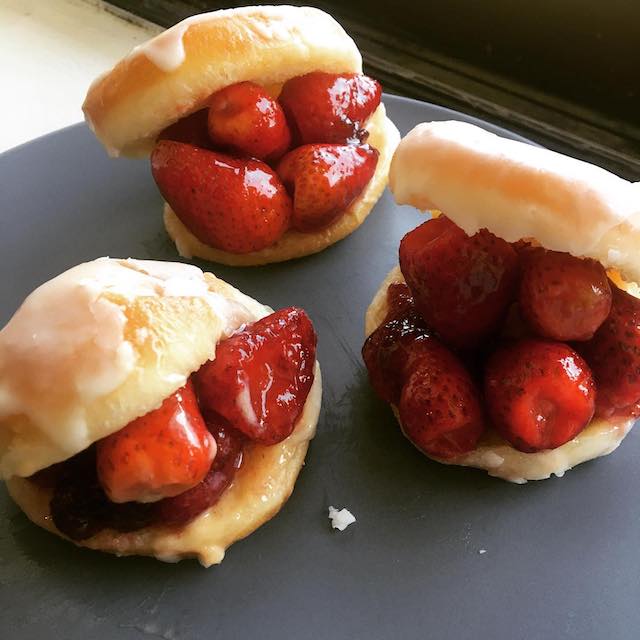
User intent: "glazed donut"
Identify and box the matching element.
[83,6,365,158]
[365,120,640,483]
[83,6,400,266]
[1,258,321,565]
[390,120,640,283]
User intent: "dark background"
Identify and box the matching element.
[108,0,640,178]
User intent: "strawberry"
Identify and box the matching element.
[519,249,612,341]
[362,284,435,403]
[485,339,595,452]
[151,141,292,253]
[279,72,382,144]
[399,216,519,349]
[580,284,640,418]
[158,109,212,149]
[194,307,317,445]
[277,143,378,232]
[398,342,485,459]
[207,81,291,161]
[153,416,245,527]
[96,381,215,504]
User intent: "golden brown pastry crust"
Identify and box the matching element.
[83,6,363,157]
[365,267,635,483]
[164,105,400,265]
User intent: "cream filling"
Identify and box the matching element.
[366,266,635,483]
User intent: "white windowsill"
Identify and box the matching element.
[1,0,160,153]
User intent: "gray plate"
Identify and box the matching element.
[1,96,638,640]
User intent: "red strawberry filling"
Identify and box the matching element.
[29,308,317,540]
[278,71,382,145]
[152,72,382,253]
[363,215,639,460]
[485,340,595,452]
[152,142,292,254]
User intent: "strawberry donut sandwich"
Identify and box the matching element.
[1,258,321,565]
[83,6,400,266]
[363,120,640,483]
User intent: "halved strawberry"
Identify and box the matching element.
[279,72,382,144]
[207,81,291,161]
[277,143,378,232]
[194,308,317,445]
[485,339,595,452]
[151,140,292,253]
[96,381,215,504]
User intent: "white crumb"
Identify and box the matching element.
[478,549,487,555]
[328,506,356,531]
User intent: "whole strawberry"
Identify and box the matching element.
[207,81,291,161]
[151,141,292,253]
[194,307,317,445]
[581,284,640,418]
[485,339,595,452]
[96,381,215,504]
[279,72,382,144]
[277,143,378,232]
[519,249,612,341]
[398,342,485,459]
[399,216,519,349]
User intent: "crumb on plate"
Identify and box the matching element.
[328,506,356,531]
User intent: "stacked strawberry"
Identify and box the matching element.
[363,215,640,460]
[35,308,317,540]
[151,72,382,253]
